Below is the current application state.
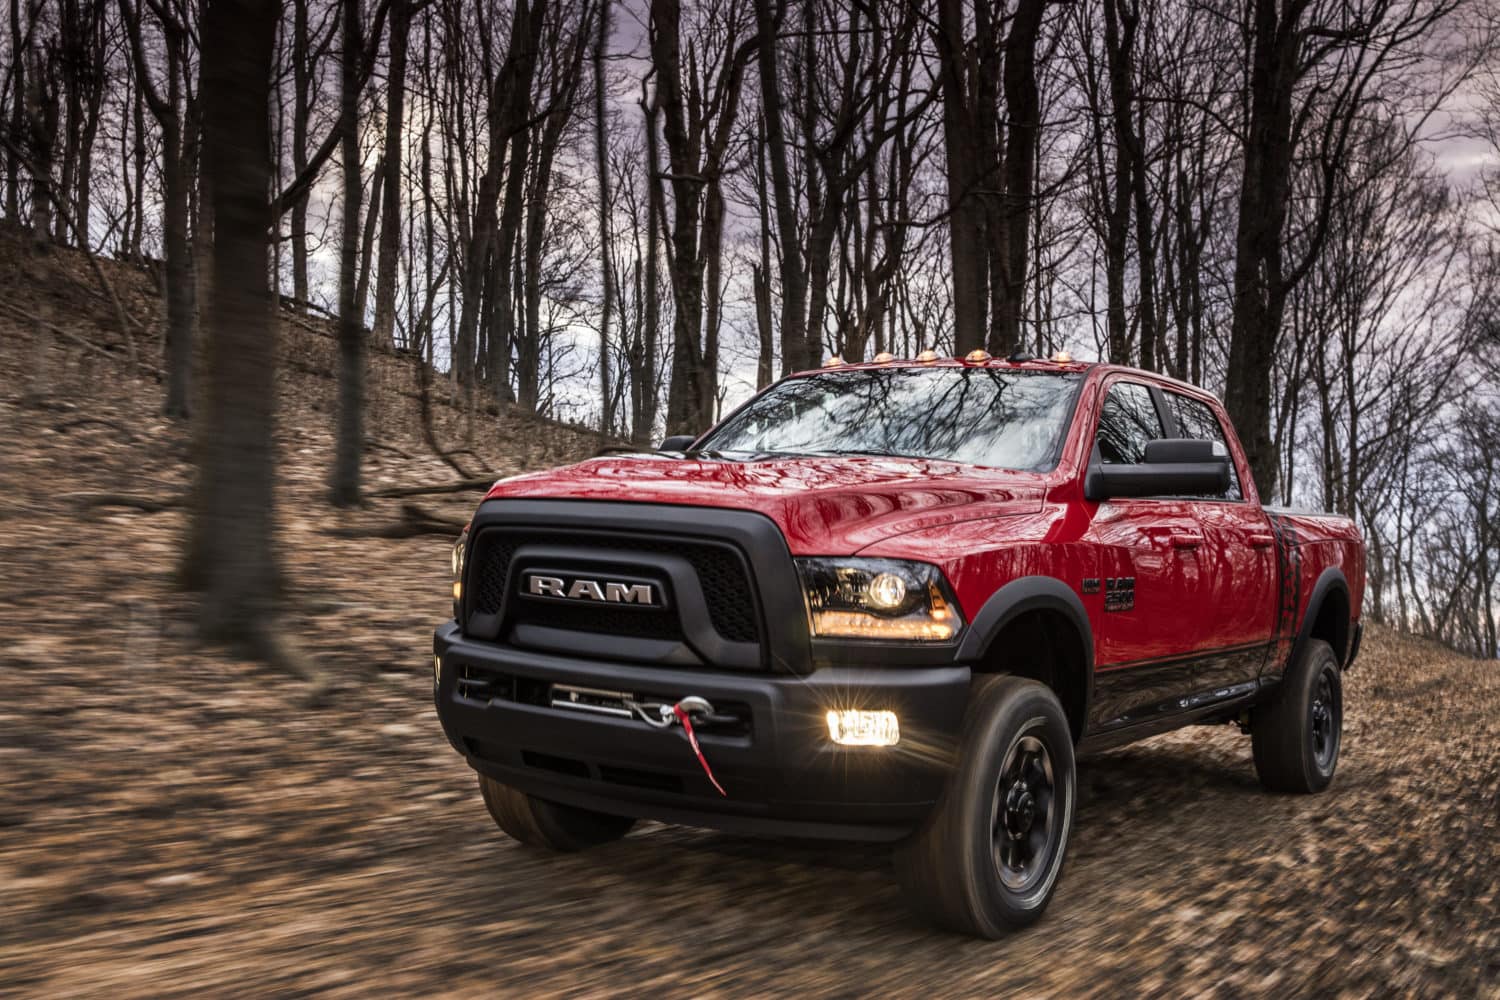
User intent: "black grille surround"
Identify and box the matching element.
[459,500,807,673]
[471,532,757,644]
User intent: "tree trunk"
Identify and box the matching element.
[290,0,312,310]
[160,112,194,418]
[992,0,1045,356]
[370,0,409,348]
[653,0,705,433]
[754,0,809,375]
[935,0,986,354]
[331,0,365,507]
[593,0,613,436]
[1225,0,1297,500]
[23,48,58,238]
[188,0,281,645]
[4,0,22,222]
[752,116,774,388]
[638,86,663,444]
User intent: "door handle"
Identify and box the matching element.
[1248,533,1275,549]
[1170,533,1203,549]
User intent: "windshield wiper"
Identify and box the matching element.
[803,448,903,458]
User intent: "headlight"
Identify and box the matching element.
[795,558,963,641]
[451,525,469,617]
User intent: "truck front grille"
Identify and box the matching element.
[468,530,761,646]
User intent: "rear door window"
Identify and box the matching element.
[1095,382,1163,465]
[1166,392,1243,500]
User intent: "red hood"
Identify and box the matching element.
[484,454,1045,553]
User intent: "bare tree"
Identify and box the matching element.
[187,0,289,666]
[650,0,758,432]
[1224,0,1462,498]
[120,0,197,417]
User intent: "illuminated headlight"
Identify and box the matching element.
[451,526,469,615]
[827,709,900,747]
[795,558,963,641]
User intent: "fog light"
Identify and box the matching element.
[826,709,900,747]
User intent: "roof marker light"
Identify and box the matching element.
[1051,349,1073,363]
[873,352,895,363]
[822,356,845,368]
[916,349,940,363]
[964,349,992,364]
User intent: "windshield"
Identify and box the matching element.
[697,367,1083,471]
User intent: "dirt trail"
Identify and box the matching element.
[1,283,1497,998]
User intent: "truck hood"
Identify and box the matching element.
[484,454,1045,553]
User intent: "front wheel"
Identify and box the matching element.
[478,774,636,851]
[894,675,1076,938]
[1251,639,1343,793]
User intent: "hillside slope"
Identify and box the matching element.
[0,240,1496,998]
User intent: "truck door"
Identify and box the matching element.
[1161,389,1278,696]
[1085,380,1205,731]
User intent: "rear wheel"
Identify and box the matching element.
[478,774,636,851]
[1251,639,1343,793]
[894,675,1076,937]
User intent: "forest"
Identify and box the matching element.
[2,0,1497,659]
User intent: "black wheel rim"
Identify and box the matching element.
[991,728,1058,892]
[1309,666,1341,773]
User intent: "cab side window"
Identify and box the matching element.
[1095,382,1163,465]
[1167,392,1243,500]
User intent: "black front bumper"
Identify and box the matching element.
[434,621,969,841]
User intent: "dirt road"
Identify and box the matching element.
[1,324,1496,998]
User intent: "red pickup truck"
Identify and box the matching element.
[434,353,1365,937]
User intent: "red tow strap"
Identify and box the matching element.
[673,702,727,797]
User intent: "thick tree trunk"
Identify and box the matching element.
[188,0,280,643]
[653,0,706,433]
[1226,0,1297,500]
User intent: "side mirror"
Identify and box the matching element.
[1085,438,1230,501]
[657,434,698,453]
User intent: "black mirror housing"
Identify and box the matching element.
[1085,438,1231,501]
[658,434,698,453]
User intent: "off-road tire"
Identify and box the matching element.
[478,774,636,851]
[1251,638,1343,793]
[894,675,1076,938]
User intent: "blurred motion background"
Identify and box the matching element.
[1,0,1498,994]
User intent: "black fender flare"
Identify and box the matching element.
[1289,566,1352,670]
[957,576,1095,721]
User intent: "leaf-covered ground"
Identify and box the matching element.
[1,250,1497,998]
